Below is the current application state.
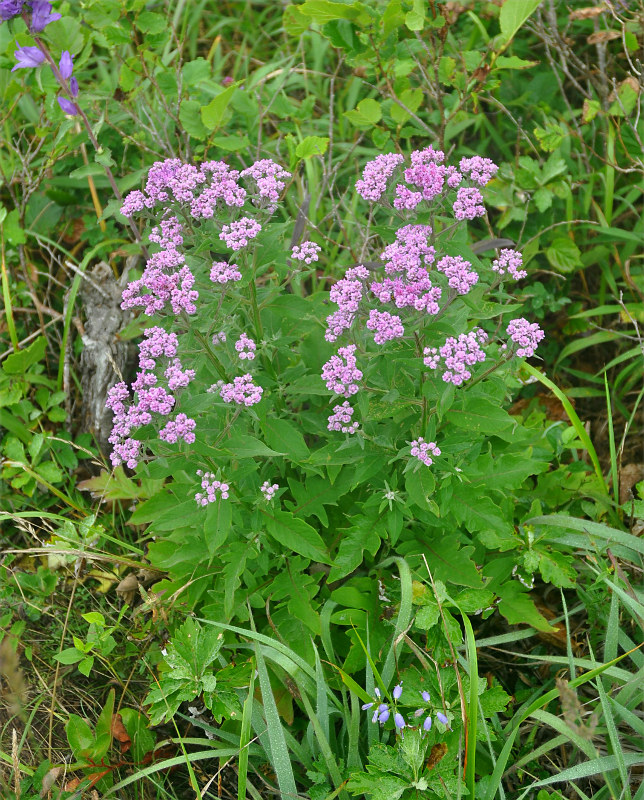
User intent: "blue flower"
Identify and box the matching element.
[393,712,406,730]
[11,43,45,71]
[377,704,389,724]
[393,683,403,700]
[57,95,78,115]
[30,0,61,32]
[421,690,430,703]
[0,0,23,22]
[361,702,374,710]
[436,711,449,726]
[423,715,432,731]
[58,50,72,79]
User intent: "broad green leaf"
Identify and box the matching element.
[497,583,557,632]
[405,0,425,30]
[223,434,283,458]
[423,534,483,588]
[205,497,232,556]
[344,98,382,128]
[298,0,370,25]
[261,417,310,461]
[499,0,542,44]
[546,237,582,273]
[65,714,96,762]
[327,521,381,582]
[135,11,166,33]
[494,56,538,70]
[54,647,84,665]
[2,336,46,375]
[263,509,331,564]
[295,136,329,158]
[534,124,566,152]
[201,84,237,131]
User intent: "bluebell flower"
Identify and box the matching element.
[377,704,389,723]
[421,690,430,703]
[361,701,374,710]
[394,712,405,730]
[70,76,78,97]
[423,715,432,731]
[393,683,402,700]
[436,711,449,726]
[30,0,61,32]
[0,0,23,21]
[57,96,78,115]
[58,50,72,79]
[374,687,381,698]
[11,43,45,70]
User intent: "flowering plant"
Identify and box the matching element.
[104,143,573,685]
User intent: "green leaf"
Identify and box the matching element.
[2,336,46,375]
[582,98,601,123]
[499,0,542,44]
[405,0,425,31]
[93,689,114,761]
[298,0,370,25]
[77,656,94,677]
[135,11,166,33]
[179,100,209,140]
[546,237,582,273]
[65,714,96,762]
[295,136,329,159]
[447,399,516,438]
[264,509,331,564]
[493,56,538,70]
[391,87,423,125]
[344,98,382,128]
[405,468,436,510]
[497,583,557,632]
[54,647,84,665]
[82,612,105,626]
[261,417,310,461]
[327,521,381,582]
[415,602,440,629]
[534,124,566,152]
[223,434,283,458]
[422,534,483,588]
[205,497,232,556]
[120,708,156,762]
[201,84,237,131]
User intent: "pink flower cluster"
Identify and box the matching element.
[321,344,362,397]
[506,318,544,357]
[219,217,262,251]
[195,471,230,506]
[241,159,291,211]
[381,224,435,280]
[453,187,485,221]
[261,481,279,501]
[159,413,196,444]
[106,326,198,468]
[355,153,404,201]
[210,261,242,284]
[327,401,359,434]
[355,146,497,215]
[492,249,527,280]
[121,253,198,317]
[121,157,289,220]
[325,266,368,342]
[366,309,404,344]
[235,333,256,360]
[410,438,441,467]
[424,329,488,386]
[212,331,227,345]
[220,374,263,406]
[459,156,498,186]
[291,241,321,263]
[149,215,184,249]
[436,255,479,295]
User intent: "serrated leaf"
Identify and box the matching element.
[497,583,557,632]
[546,237,582,273]
[264,509,331,564]
[295,136,329,158]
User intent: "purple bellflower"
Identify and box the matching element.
[0,0,23,21]
[393,683,403,700]
[11,42,45,70]
[30,0,61,31]
[57,96,78,115]
[394,713,406,730]
[58,49,72,79]
[423,715,432,731]
[436,711,449,727]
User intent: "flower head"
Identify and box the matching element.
[58,50,72,80]
[0,0,23,22]
[11,43,45,71]
[394,713,406,730]
[30,0,61,31]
